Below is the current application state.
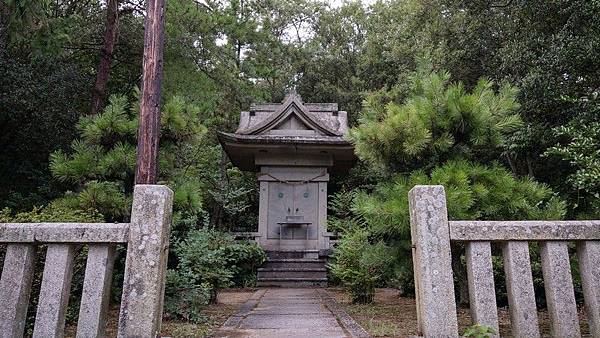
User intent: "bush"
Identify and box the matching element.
[329,229,394,303]
[164,270,212,323]
[462,324,496,338]
[164,228,266,322]
[0,202,103,223]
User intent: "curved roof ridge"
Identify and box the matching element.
[239,94,341,136]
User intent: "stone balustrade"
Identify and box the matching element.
[409,185,600,338]
[0,184,173,338]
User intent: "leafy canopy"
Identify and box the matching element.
[349,66,522,173]
[545,105,600,216]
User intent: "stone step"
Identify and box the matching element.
[259,251,329,287]
[258,267,327,272]
[256,277,328,287]
[264,259,327,269]
[258,268,327,280]
[267,250,320,260]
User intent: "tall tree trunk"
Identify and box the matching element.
[135,0,166,185]
[90,0,119,115]
[209,150,229,229]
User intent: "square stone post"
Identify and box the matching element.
[118,185,173,338]
[409,185,458,337]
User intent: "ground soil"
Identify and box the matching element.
[326,287,592,338]
[64,288,255,337]
[64,287,592,337]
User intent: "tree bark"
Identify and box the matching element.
[90,0,119,115]
[134,0,166,185]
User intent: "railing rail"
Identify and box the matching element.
[409,185,600,338]
[0,184,173,338]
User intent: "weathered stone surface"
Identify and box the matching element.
[450,220,600,241]
[0,222,129,243]
[0,244,35,337]
[240,314,340,329]
[117,185,173,338]
[33,244,76,338]
[465,241,499,337]
[408,185,458,337]
[502,241,540,338]
[77,244,116,338]
[576,240,600,338]
[215,288,368,338]
[540,241,580,338]
[252,303,325,315]
[216,328,347,338]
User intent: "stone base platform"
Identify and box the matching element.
[257,250,328,287]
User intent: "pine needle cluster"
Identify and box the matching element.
[349,66,522,173]
[49,94,207,221]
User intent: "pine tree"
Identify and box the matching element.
[349,65,522,173]
[49,93,207,223]
[333,66,565,303]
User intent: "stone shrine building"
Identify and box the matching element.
[218,93,355,285]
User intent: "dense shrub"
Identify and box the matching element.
[164,270,212,323]
[164,228,266,322]
[348,67,522,173]
[330,160,565,302]
[329,229,394,303]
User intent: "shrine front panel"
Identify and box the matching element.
[266,181,318,240]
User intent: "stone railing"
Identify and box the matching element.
[0,185,173,338]
[409,185,600,338]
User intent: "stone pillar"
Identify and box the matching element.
[117,184,173,338]
[408,185,458,337]
[0,244,36,337]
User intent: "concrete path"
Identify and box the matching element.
[213,288,369,338]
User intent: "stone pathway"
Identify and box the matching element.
[213,288,369,338]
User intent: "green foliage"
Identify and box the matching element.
[355,161,564,241]
[49,94,207,222]
[329,229,394,303]
[349,66,521,173]
[332,160,565,297]
[462,324,496,338]
[0,52,92,210]
[165,229,266,321]
[164,270,212,323]
[336,66,565,302]
[0,202,103,223]
[549,121,600,193]
[327,189,365,235]
[545,106,600,217]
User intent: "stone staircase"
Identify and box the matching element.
[257,250,328,287]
